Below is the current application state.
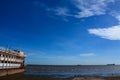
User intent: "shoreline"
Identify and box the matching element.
[1,72,120,80]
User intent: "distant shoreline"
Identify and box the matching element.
[27,64,120,66]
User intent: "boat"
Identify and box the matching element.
[0,48,26,69]
[107,64,115,66]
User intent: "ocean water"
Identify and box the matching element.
[25,65,120,78]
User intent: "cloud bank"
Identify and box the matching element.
[73,0,115,18]
[88,25,120,40]
[43,0,115,18]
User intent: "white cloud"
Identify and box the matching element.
[42,0,116,19]
[54,7,70,16]
[80,53,95,57]
[46,0,114,18]
[88,25,120,40]
[46,7,71,17]
[45,7,71,21]
[73,0,115,18]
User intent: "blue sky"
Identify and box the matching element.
[1,0,120,65]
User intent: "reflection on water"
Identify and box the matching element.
[25,65,120,78]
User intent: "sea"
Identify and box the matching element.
[24,65,120,78]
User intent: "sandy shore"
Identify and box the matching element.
[1,73,120,80]
[0,73,71,80]
[73,76,120,80]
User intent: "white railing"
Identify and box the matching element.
[0,63,21,69]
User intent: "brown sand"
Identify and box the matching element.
[1,73,120,80]
[72,76,120,80]
[0,72,71,80]
[72,76,104,80]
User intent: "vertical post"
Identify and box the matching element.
[0,52,1,69]
[2,54,5,69]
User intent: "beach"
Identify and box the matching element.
[1,72,120,80]
[0,72,71,80]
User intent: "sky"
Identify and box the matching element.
[0,0,120,65]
